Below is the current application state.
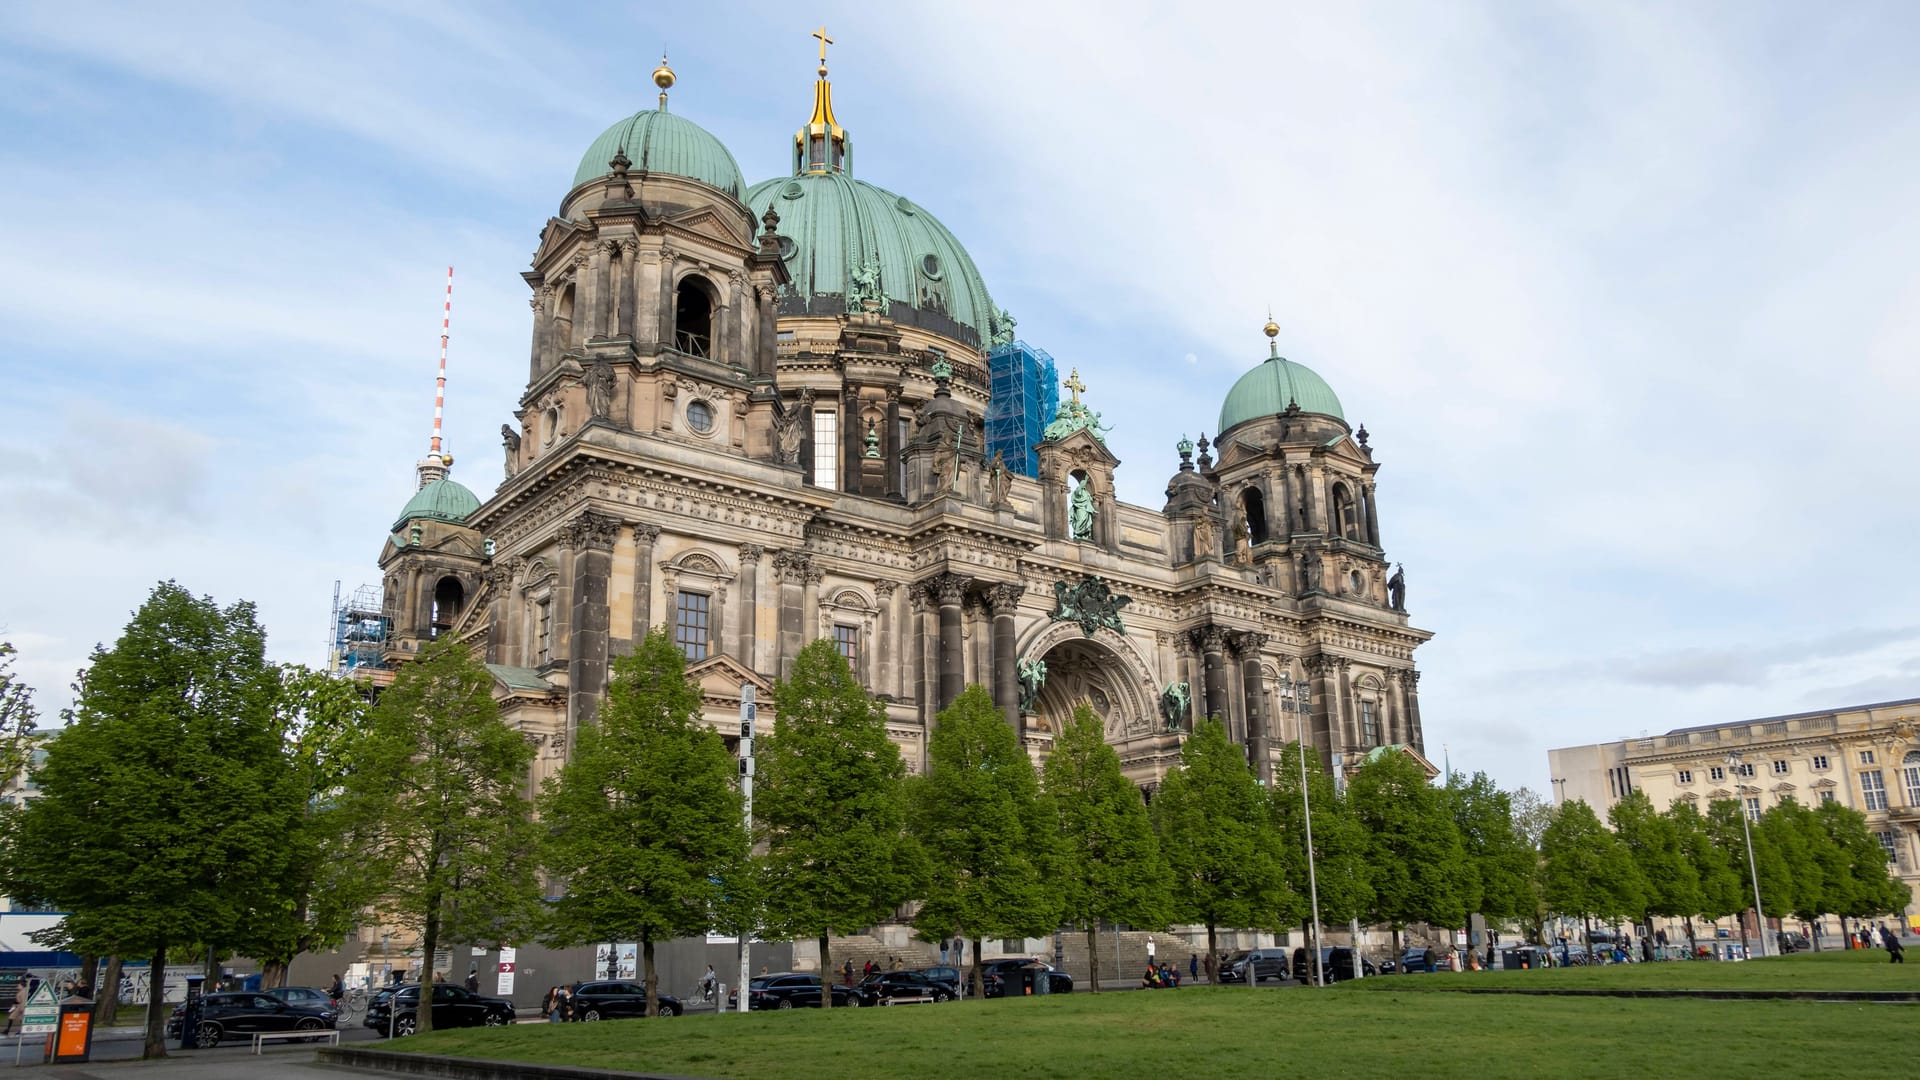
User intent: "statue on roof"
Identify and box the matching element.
[586,359,615,421]
[1069,475,1097,541]
[991,307,1017,347]
[501,424,522,479]
[1388,563,1406,612]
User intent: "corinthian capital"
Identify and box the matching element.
[559,509,620,551]
[986,582,1026,615]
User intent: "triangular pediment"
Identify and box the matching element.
[532,217,588,268]
[1212,438,1264,471]
[686,653,773,705]
[1352,743,1440,780]
[1811,777,1839,788]
[1039,427,1119,468]
[1322,434,1373,468]
[661,205,751,250]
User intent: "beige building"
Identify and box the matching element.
[1548,696,1920,922]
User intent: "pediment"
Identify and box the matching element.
[1708,788,1733,800]
[430,533,482,558]
[1351,743,1440,780]
[1810,777,1838,788]
[661,205,751,249]
[533,217,589,269]
[1040,427,1119,469]
[686,653,773,705]
[1212,438,1264,472]
[1771,782,1797,794]
[1321,434,1373,468]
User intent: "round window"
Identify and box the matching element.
[686,399,714,434]
[920,253,943,280]
[1350,570,1364,594]
[543,407,560,446]
[781,180,804,200]
[895,196,916,215]
[776,235,797,261]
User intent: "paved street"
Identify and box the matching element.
[2,1022,387,1071]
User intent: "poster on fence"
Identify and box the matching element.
[592,944,637,981]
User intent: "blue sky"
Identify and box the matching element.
[3,1,1918,795]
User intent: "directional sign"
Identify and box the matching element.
[21,981,58,1035]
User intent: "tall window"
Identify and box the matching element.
[1709,765,1725,782]
[1877,830,1898,862]
[1771,759,1790,775]
[1745,797,1761,823]
[812,410,838,489]
[1677,769,1693,784]
[1359,700,1377,745]
[673,591,710,662]
[1733,762,1755,778]
[1861,769,1887,812]
[674,277,714,357]
[537,599,553,664]
[1818,790,1836,804]
[1813,754,1830,770]
[833,624,859,669]
[1860,750,1877,765]
[1904,752,1920,807]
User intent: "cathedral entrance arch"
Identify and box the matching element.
[1017,621,1158,744]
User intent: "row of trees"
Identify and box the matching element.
[1541,789,1906,952]
[2,583,1910,1056]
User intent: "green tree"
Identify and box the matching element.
[1350,750,1470,946]
[1508,786,1554,944]
[1043,703,1169,993]
[1678,799,1743,948]
[1703,799,1767,953]
[539,630,748,1018]
[1608,790,1701,946]
[347,637,541,1033]
[1759,798,1822,947]
[241,666,382,986]
[1151,719,1293,966]
[1539,799,1643,943]
[909,686,1060,999]
[757,639,920,1008]
[0,641,38,792]
[1270,742,1373,935]
[1447,771,1536,932]
[0,583,296,1058]
[1815,800,1913,936]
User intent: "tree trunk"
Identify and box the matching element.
[142,940,168,1060]
[1085,925,1100,993]
[1810,920,1823,952]
[970,936,984,1000]
[95,956,122,1026]
[204,944,218,992]
[1684,916,1697,956]
[418,902,440,1034]
[643,936,658,1018]
[261,960,288,988]
[1205,923,1217,984]
[817,932,833,1009]
[1738,911,1749,959]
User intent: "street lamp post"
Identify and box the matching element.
[1729,752,1769,958]
[1280,674,1324,988]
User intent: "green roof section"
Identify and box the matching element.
[1217,355,1346,432]
[743,171,999,345]
[487,664,553,693]
[391,477,481,533]
[573,109,746,198]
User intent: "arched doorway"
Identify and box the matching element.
[1028,637,1155,744]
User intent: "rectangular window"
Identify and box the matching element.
[1709,765,1725,782]
[1360,701,1377,745]
[673,591,710,662]
[1677,769,1693,784]
[537,599,553,664]
[812,410,838,489]
[1905,759,1920,808]
[1772,760,1789,775]
[1734,763,1754,778]
[1877,831,1897,862]
[1862,770,1887,811]
[1818,790,1835,804]
[1861,750,1876,765]
[1745,797,1761,823]
[833,623,859,669]
[1813,755,1830,770]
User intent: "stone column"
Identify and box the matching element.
[561,510,618,740]
[1197,626,1229,725]
[711,584,728,660]
[723,270,743,365]
[874,579,897,698]
[908,581,935,725]
[987,583,1025,733]
[1233,632,1270,782]
[1172,632,1197,731]
[616,239,637,338]
[658,253,677,350]
[575,247,601,342]
[636,250,663,349]
[1310,465,1332,535]
[1336,659,1357,749]
[1406,669,1425,750]
[1362,481,1381,548]
[932,573,971,709]
[630,525,659,642]
[528,288,547,378]
[737,544,763,672]
[802,565,823,646]
[772,550,811,679]
[483,561,512,665]
[1307,655,1339,773]
[884,389,903,499]
[756,284,777,378]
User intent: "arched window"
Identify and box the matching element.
[1241,488,1268,545]
[431,576,464,638]
[1293,465,1310,532]
[675,276,715,357]
[1330,482,1358,540]
[555,284,576,349]
[1903,751,1920,808]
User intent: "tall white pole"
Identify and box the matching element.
[1289,676,1324,988]
[738,684,756,1011]
[1730,754,1769,958]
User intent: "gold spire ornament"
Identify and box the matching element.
[1064,368,1086,405]
[1264,312,1281,358]
[794,27,850,174]
[653,54,676,110]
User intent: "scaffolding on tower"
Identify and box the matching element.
[985,340,1058,478]
[328,580,389,673]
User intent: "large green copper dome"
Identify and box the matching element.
[573,110,745,198]
[392,477,481,533]
[1218,355,1346,432]
[744,171,1000,348]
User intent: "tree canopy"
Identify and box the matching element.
[1349,751,1469,931]
[1540,799,1643,929]
[1270,741,1373,927]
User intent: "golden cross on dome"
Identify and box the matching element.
[812,25,834,65]
[1064,368,1086,405]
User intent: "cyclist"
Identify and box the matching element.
[328,973,345,1011]
[700,966,718,1003]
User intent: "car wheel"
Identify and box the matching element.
[846,995,863,1007]
[195,1021,222,1046]
[484,1011,508,1027]
[395,1016,417,1037]
[658,1004,679,1017]
[776,998,794,1009]
[934,991,952,1003]
[296,1017,325,1042]
[581,1009,601,1022]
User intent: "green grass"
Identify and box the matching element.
[1364,946,1917,992]
[389,960,1919,1080]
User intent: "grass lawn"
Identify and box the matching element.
[1365,946,1917,992]
[390,963,1918,1080]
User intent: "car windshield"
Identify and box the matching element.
[1225,951,1251,962]
[748,978,772,989]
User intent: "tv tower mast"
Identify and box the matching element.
[417,266,455,489]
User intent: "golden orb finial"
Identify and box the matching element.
[653,55,676,90]
[1264,319,1280,339]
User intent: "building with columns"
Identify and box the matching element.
[368,50,1435,799]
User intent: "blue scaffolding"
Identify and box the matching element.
[986,341,1059,478]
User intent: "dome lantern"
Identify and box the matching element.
[795,25,851,176]
[1216,320,1346,433]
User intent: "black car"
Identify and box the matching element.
[264,986,337,1011]
[165,992,337,1045]
[850,970,955,1006]
[726,972,856,1010]
[570,980,683,1019]
[1218,948,1291,983]
[1292,946,1378,984]
[979,958,1073,997]
[912,965,963,993]
[364,983,514,1036]
[1399,947,1443,973]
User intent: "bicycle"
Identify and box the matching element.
[689,979,719,1006]
[337,986,368,1016]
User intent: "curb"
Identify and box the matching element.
[1365,986,1920,1002]
[320,1046,711,1080]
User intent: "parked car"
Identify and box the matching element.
[912,965,962,993]
[570,980,683,1019]
[1399,948,1444,973]
[1777,930,1811,953]
[263,986,337,1012]
[726,972,855,1011]
[980,958,1074,997]
[364,983,514,1036]
[164,992,337,1045]
[1292,947,1378,985]
[850,970,955,1006]
[1217,948,1291,983]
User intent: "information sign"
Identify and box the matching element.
[21,982,58,1036]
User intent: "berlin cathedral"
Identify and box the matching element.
[368,45,1435,797]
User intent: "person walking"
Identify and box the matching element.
[940,938,950,966]
[1888,933,1906,964]
[842,959,854,988]
[953,937,964,969]
[1189,953,1199,982]
[1145,936,1156,966]
[4,978,25,1036]
[465,965,480,993]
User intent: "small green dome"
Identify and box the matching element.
[1218,355,1346,432]
[573,110,745,198]
[392,478,481,533]
[744,171,1001,349]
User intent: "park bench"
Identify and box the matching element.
[251,1028,340,1054]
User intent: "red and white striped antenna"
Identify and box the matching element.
[430,266,454,460]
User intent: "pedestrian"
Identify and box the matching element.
[953,938,964,968]
[1189,953,1199,982]
[1146,936,1156,965]
[544,986,562,1024]
[4,978,24,1035]
[889,955,900,971]
[842,959,854,987]
[328,973,345,1003]
[1889,934,1906,964]
[1203,953,1215,983]
[465,965,480,993]
[1870,925,1884,949]
[432,970,446,984]
[940,938,950,966]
